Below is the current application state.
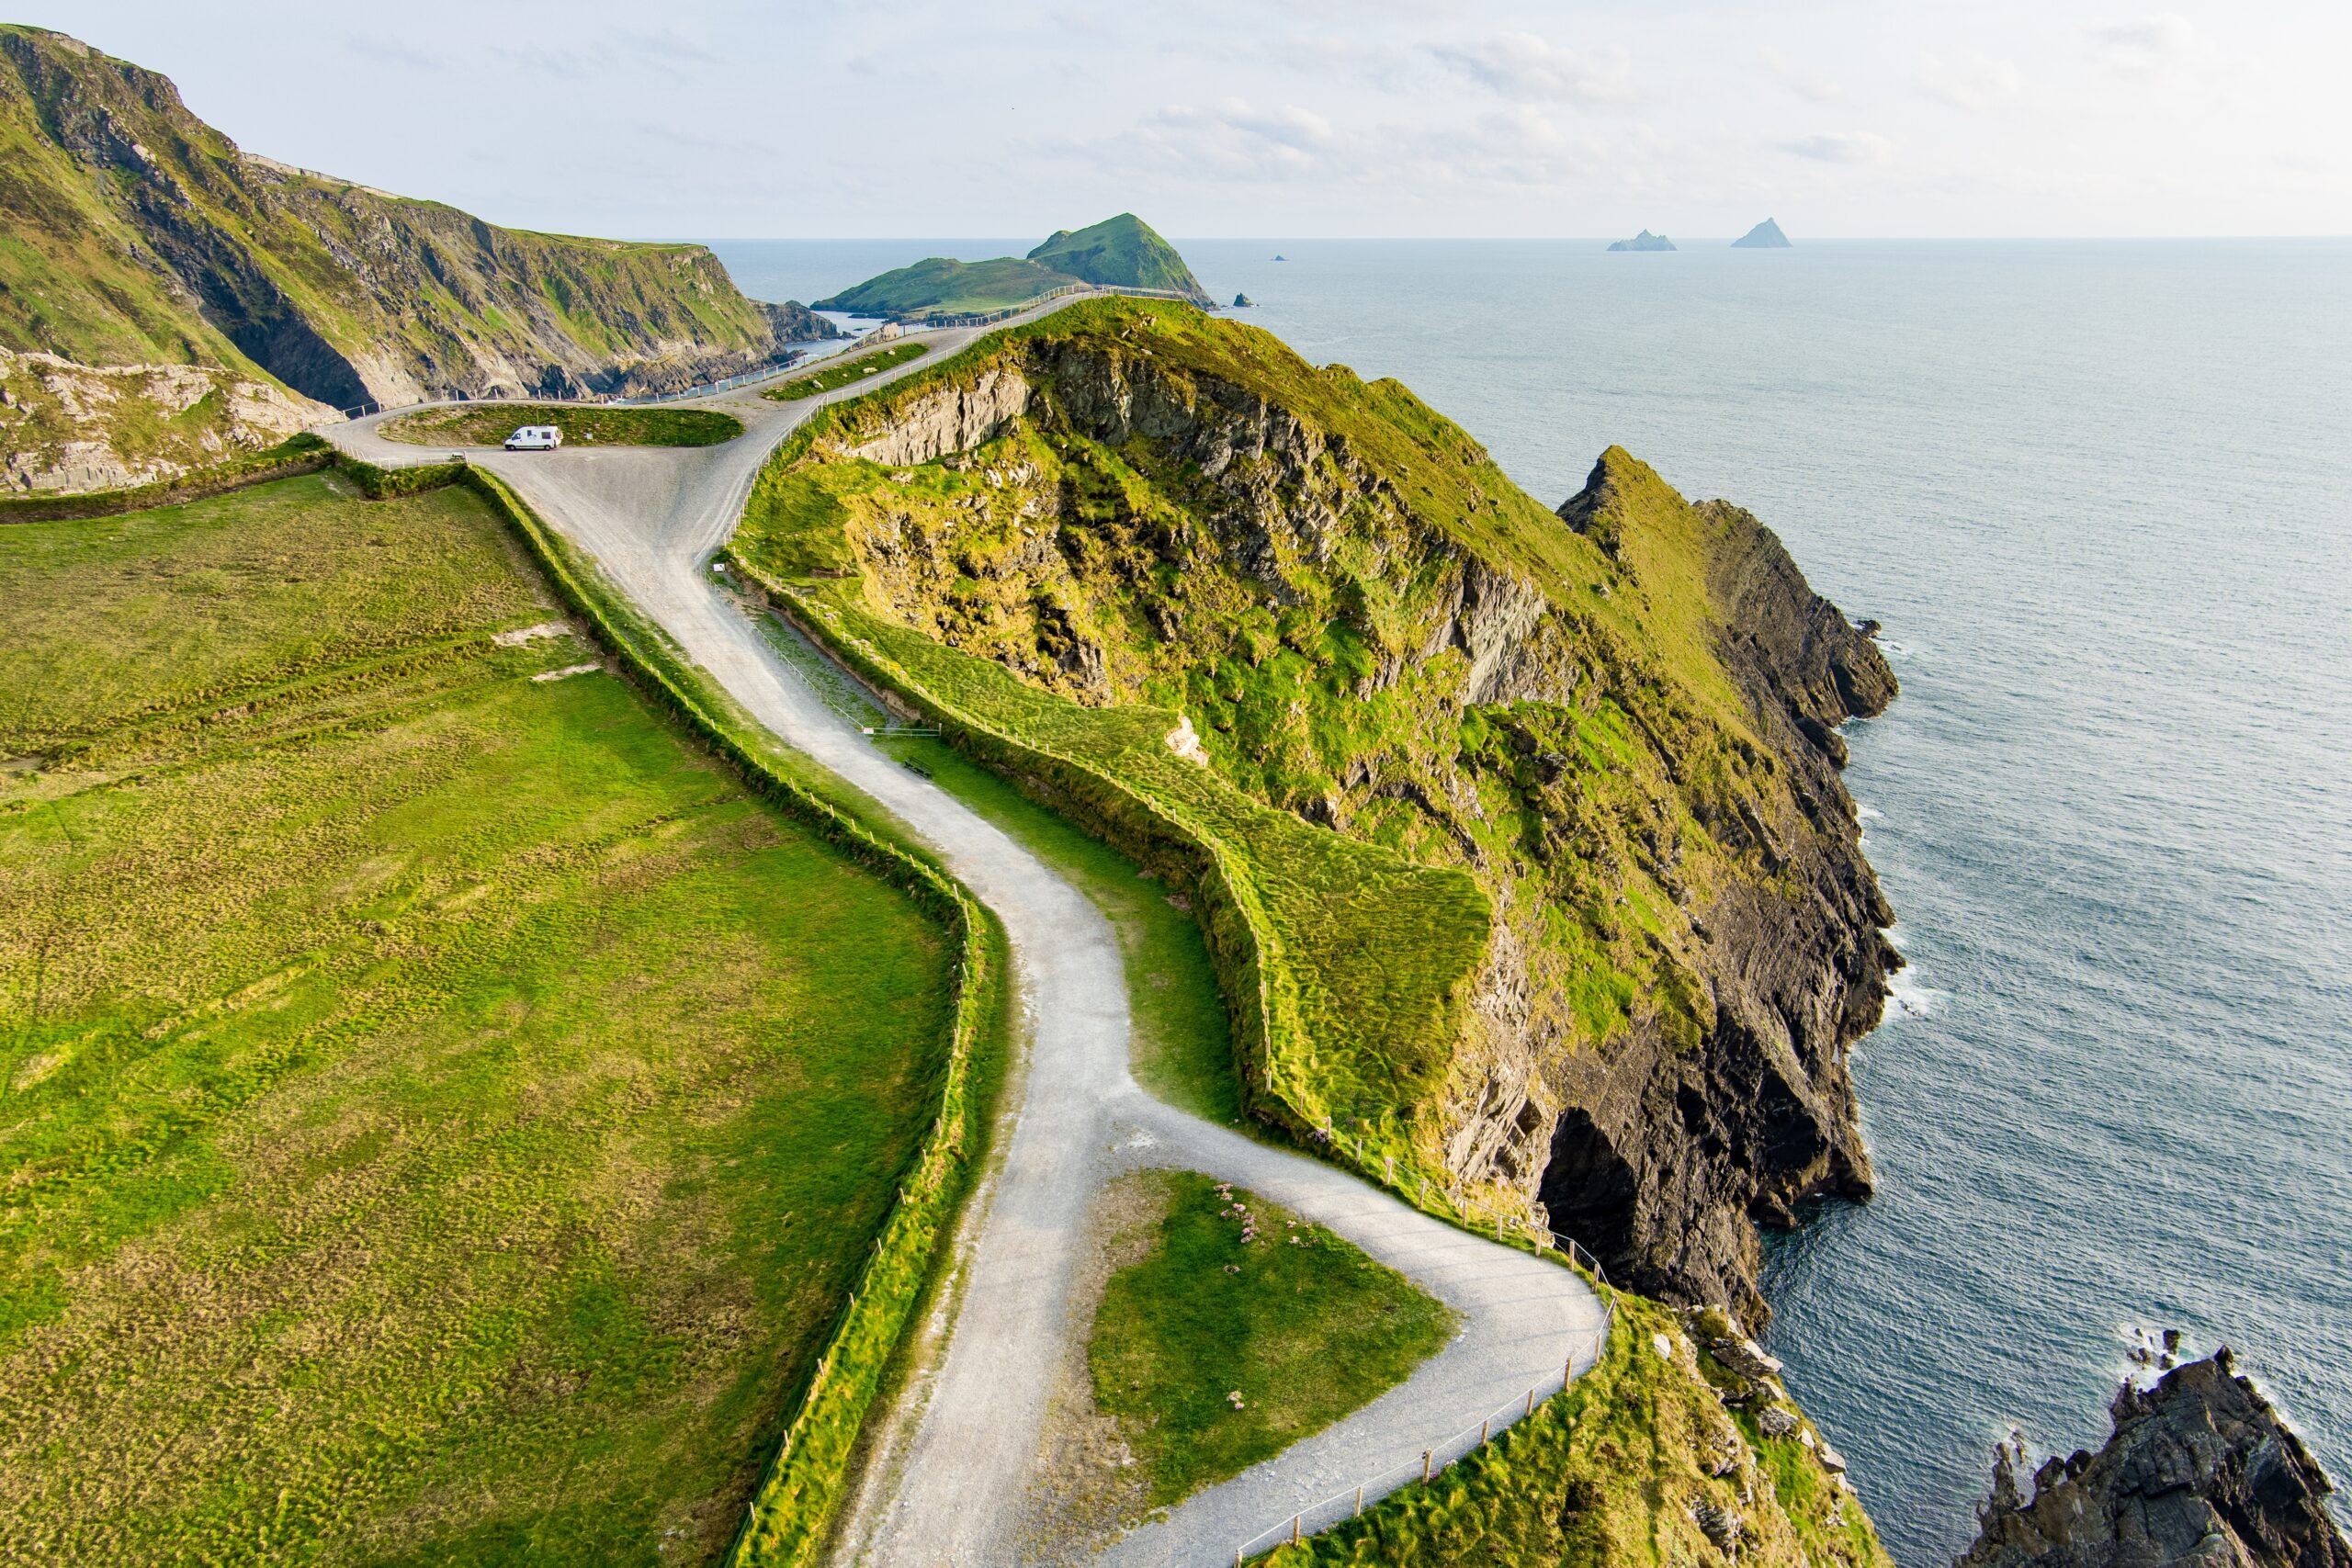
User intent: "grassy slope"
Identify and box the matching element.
[1251,1293,1888,1568]
[0,473,956,1564]
[811,255,1084,320]
[1027,213,1212,304]
[1091,1172,1456,1509]
[379,403,743,448]
[0,26,785,392]
[764,342,931,402]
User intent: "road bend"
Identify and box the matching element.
[322,297,1609,1566]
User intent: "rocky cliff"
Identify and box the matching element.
[0,25,837,490]
[1958,1352,2351,1568]
[1541,457,1896,1317]
[740,300,1896,1325]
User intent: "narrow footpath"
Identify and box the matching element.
[322,299,1610,1566]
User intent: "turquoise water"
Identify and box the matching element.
[710,238,2352,1562]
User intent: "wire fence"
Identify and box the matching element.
[1231,1238,1619,1564]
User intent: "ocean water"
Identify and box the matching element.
[707,237,2352,1563]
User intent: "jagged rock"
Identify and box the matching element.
[1695,1501,1742,1550]
[1759,1406,1799,1439]
[1232,293,1255,307]
[1956,1353,2351,1568]
[1712,1334,1785,1383]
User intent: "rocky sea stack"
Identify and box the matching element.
[1610,229,1678,252]
[1735,218,1794,249]
[1958,1351,2351,1568]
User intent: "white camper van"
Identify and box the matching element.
[503,425,562,452]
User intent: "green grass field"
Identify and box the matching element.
[379,403,742,448]
[1089,1171,1454,1509]
[0,472,957,1565]
[764,342,931,402]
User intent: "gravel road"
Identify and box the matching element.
[322,299,1610,1566]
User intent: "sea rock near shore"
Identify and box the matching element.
[1956,1351,2351,1568]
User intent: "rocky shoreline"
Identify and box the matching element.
[1956,1350,2349,1568]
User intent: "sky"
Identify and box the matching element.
[23,0,2352,240]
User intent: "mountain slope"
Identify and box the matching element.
[812,214,1210,321]
[1028,213,1213,305]
[0,24,837,482]
[813,254,1087,321]
[730,299,1896,1326]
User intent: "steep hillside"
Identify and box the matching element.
[729,299,1896,1326]
[0,26,837,487]
[812,213,1209,321]
[814,254,1087,321]
[1029,213,1214,305]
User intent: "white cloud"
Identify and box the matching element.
[1781,131,1895,165]
[1430,32,1634,105]
[1762,46,1844,105]
[1917,52,2024,112]
[2092,13,2203,80]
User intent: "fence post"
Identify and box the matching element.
[1527,1386,1536,1416]
[1292,1515,1301,1546]
[1481,1416,1490,1443]
[1422,1449,1432,1483]
[1355,1483,1363,1517]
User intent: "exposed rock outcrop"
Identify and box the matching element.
[1957,1352,2351,1568]
[2,349,332,491]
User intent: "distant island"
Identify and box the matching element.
[1734,218,1792,249]
[813,213,1212,322]
[1232,293,1254,307]
[1608,230,1676,252]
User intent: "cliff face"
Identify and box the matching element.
[0,349,331,492]
[751,301,1895,1325]
[1958,1353,2351,1568]
[0,25,837,489]
[1542,457,1896,1317]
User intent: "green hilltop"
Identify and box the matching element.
[0,26,835,426]
[814,213,1211,321]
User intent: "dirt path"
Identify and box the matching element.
[320,300,1610,1566]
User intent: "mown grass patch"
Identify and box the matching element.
[0,474,956,1565]
[763,341,930,401]
[379,402,742,448]
[1091,1172,1455,1509]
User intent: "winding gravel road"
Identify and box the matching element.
[322,301,1609,1566]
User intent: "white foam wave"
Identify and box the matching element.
[1887,966,1944,1021]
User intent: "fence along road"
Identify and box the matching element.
[320,290,1611,1566]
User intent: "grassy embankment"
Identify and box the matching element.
[1091,1172,1455,1509]
[756,616,1238,1121]
[763,342,931,403]
[0,471,961,1564]
[379,403,742,448]
[1249,1293,1888,1568]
